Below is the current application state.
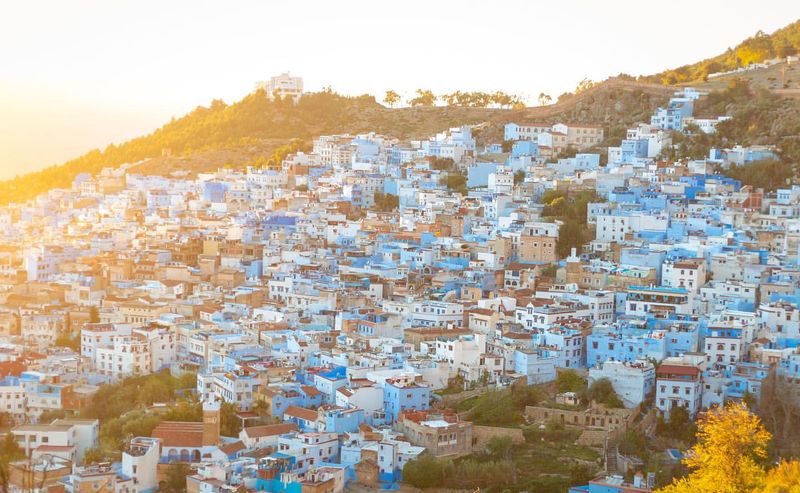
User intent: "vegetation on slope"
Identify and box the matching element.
[662,78,800,191]
[540,190,603,257]
[71,371,246,462]
[0,90,383,204]
[641,20,800,85]
[432,377,620,492]
[0,82,673,206]
[7,19,800,206]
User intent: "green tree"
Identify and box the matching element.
[575,78,597,94]
[373,191,399,212]
[383,89,401,108]
[556,220,587,258]
[82,446,106,465]
[409,89,436,107]
[588,378,624,408]
[617,429,648,457]
[162,462,190,493]
[428,156,454,171]
[54,332,81,351]
[487,435,513,460]
[540,264,558,278]
[541,190,602,258]
[89,305,100,323]
[220,402,242,437]
[538,92,552,106]
[403,454,444,488]
[541,189,566,206]
[138,378,172,406]
[556,369,586,394]
[513,170,525,185]
[656,405,697,444]
[163,400,202,422]
[440,172,467,195]
[38,409,68,423]
[0,432,23,491]
[722,159,791,192]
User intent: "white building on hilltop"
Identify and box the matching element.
[255,72,304,102]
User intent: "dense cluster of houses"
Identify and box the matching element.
[0,85,795,493]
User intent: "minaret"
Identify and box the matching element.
[202,400,221,446]
[565,248,581,284]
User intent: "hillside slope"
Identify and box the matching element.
[6,18,800,206]
[641,20,800,85]
[0,84,670,205]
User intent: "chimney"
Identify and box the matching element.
[202,400,221,446]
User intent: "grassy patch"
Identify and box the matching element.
[455,395,480,412]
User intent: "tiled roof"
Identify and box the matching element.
[151,421,204,447]
[243,423,297,438]
[284,406,318,422]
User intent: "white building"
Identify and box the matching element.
[759,301,800,338]
[595,213,670,244]
[516,300,592,331]
[698,280,757,312]
[655,354,704,418]
[198,370,262,410]
[488,166,514,194]
[12,418,98,464]
[626,286,693,317]
[427,334,503,383]
[589,360,655,408]
[94,334,152,378]
[335,383,383,414]
[703,326,745,367]
[255,72,303,102]
[277,432,339,474]
[133,326,177,372]
[0,377,27,422]
[661,259,706,292]
[122,437,160,493]
[411,300,464,328]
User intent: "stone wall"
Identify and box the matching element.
[471,425,525,451]
[525,403,638,432]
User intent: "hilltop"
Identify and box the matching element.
[640,20,800,85]
[0,84,670,205]
[6,18,800,206]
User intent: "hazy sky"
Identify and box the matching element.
[2,0,800,180]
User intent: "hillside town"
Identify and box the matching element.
[0,79,797,493]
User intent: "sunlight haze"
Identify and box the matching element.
[1,0,799,179]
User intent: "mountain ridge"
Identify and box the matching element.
[4,18,800,205]
[0,84,669,205]
[639,20,800,85]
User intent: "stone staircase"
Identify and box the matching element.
[605,445,619,474]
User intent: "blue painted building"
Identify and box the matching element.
[383,380,430,423]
